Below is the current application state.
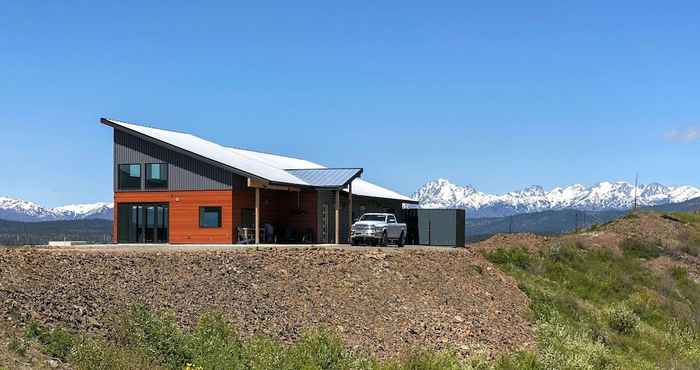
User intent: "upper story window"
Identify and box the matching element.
[146,163,168,189]
[200,207,222,228]
[118,164,141,190]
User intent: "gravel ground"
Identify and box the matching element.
[0,245,533,359]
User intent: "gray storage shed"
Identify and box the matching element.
[403,209,465,247]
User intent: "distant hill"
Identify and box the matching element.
[0,218,112,246]
[467,196,700,243]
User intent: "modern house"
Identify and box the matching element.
[103,118,418,244]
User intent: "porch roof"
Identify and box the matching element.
[285,168,362,188]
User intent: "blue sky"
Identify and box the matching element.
[1,1,699,207]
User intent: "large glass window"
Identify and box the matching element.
[118,164,141,190]
[145,163,168,189]
[200,207,222,228]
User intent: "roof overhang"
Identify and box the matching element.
[285,168,363,189]
[102,118,273,185]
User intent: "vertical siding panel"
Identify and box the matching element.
[114,130,239,192]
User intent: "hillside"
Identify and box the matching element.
[475,211,700,368]
[1,211,699,369]
[0,247,532,364]
[467,196,700,242]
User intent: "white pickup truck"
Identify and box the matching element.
[350,213,406,247]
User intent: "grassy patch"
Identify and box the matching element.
[668,211,700,225]
[24,321,74,361]
[484,247,530,269]
[620,238,662,259]
[22,304,543,370]
[485,237,700,369]
[7,335,28,356]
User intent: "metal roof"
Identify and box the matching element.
[101,118,418,203]
[285,168,363,188]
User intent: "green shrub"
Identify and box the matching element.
[382,349,467,370]
[243,337,286,370]
[537,316,616,370]
[24,320,45,340]
[485,248,530,270]
[544,244,578,263]
[493,351,542,370]
[283,328,355,370]
[606,304,640,335]
[620,238,662,259]
[8,335,28,356]
[42,328,74,360]
[186,313,244,370]
[671,266,689,282]
[71,336,161,370]
[115,304,190,370]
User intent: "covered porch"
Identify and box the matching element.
[240,168,363,245]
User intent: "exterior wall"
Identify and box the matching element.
[405,209,465,247]
[114,190,234,244]
[114,130,243,192]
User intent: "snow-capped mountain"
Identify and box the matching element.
[412,179,700,218]
[0,197,113,222]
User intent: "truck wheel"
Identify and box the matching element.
[380,232,388,247]
[398,232,405,248]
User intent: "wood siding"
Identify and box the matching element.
[114,190,234,244]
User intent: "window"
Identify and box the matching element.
[145,163,168,189]
[118,164,141,189]
[388,215,397,224]
[200,207,222,228]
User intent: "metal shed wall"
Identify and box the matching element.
[404,209,465,247]
[114,130,244,192]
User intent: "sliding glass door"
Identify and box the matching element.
[118,203,169,243]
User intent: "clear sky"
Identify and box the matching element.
[1,1,699,207]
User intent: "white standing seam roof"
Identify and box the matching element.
[103,118,417,203]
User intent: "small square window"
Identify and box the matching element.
[118,164,141,190]
[200,207,222,228]
[146,163,168,189]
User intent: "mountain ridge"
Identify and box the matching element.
[0,197,113,222]
[412,179,700,218]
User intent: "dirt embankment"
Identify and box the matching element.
[0,247,533,359]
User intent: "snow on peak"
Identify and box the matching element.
[0,197,114,222]
[411,179,700,218]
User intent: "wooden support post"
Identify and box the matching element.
[255,188,260,244]
[348,183,353,244]
[335,190,340,244]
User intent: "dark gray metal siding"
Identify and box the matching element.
[406,209,465,247]
[114,130,245,192]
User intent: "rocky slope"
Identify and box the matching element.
[0,247,532,359]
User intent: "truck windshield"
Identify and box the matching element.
[360,215,386,222]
